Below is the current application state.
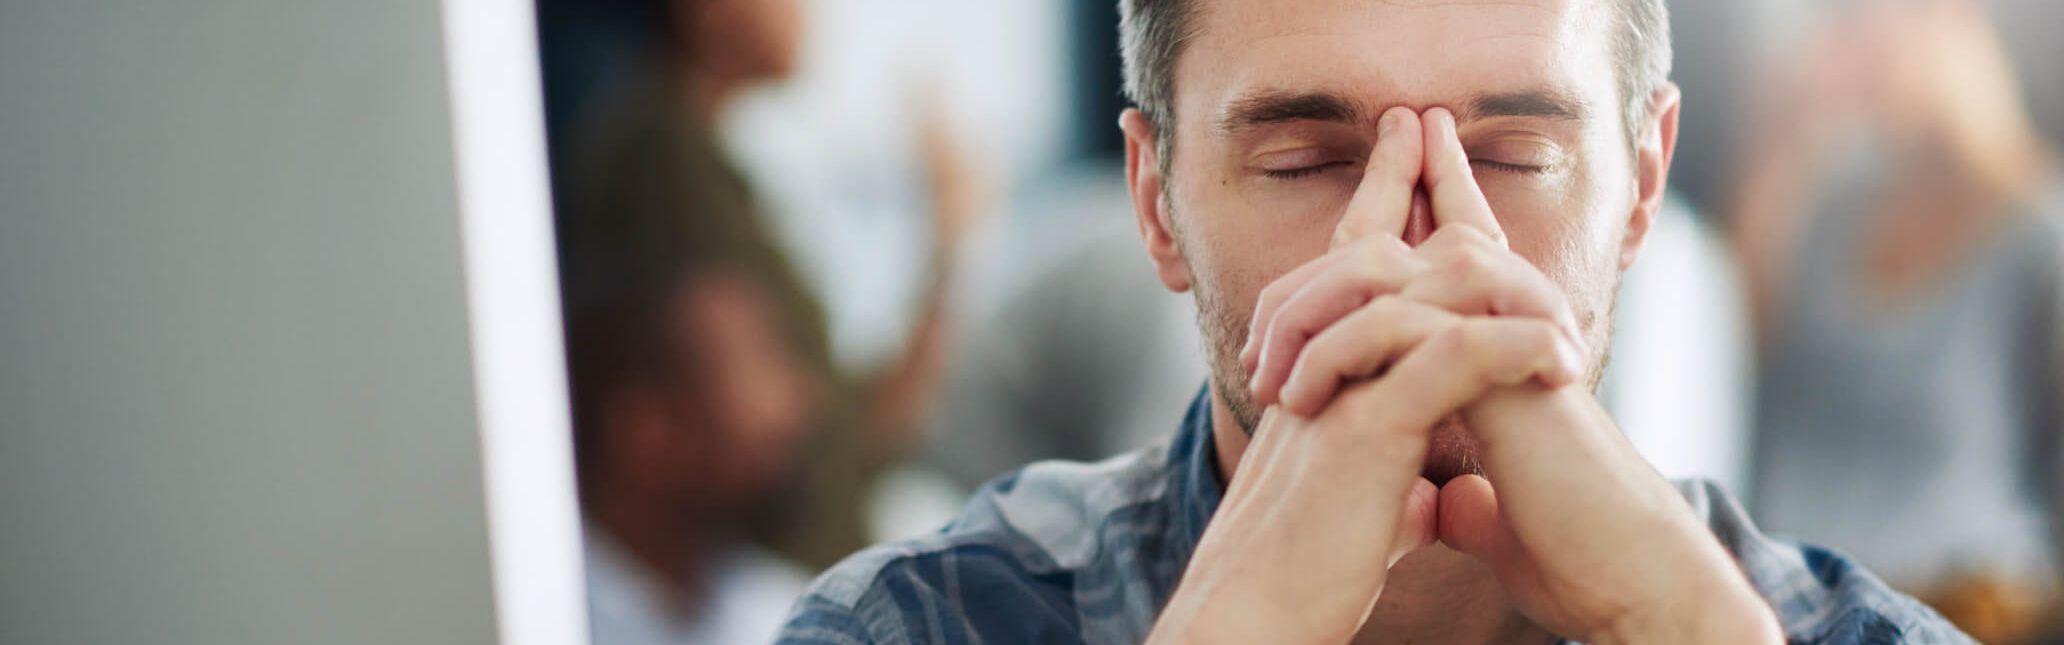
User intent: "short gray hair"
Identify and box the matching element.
[1118,0,1673,171]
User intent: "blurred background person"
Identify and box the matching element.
[1726,1,2064,641]
[566,267,815,645]
[924,182,1211,490]
[545,0,990,580]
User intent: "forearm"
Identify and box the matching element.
[1596,546,1782,645]
[1145,505,1391,645]
[1147,575,1352,645]
[862,247,959,444]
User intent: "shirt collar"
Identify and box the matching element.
[1168,384,1226,565]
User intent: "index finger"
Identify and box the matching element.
[1420,108,1507,248]
[1330,107,1424,249]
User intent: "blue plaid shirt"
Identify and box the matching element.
[778,390,1972,644]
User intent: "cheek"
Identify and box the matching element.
[1481,171,1623,304]
[1171,172,1339,306]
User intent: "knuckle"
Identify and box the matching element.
[1456,322,1512,370]
[1269,313,1310,349]
[1300,327,1343,363]
[1512,322,1564,370]
[1342,261,1381,289]
[1364,293,1412,322]
[1345,263,1400,298]
[1460,321,1501,356]
[1353,235,1406,261]
[1375,234,1413,256]
[1257,279,1289,306]
[1478,321,1563,380]
[1452,223,1497,247]
[1520,320,1561,353]
[1427,224,1484,251]
[1254,284,1292,316]
[1431,241,1495,281]
[1431,323,1477,359]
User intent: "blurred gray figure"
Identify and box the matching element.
[928,170,1206,488]
[1729,2,2064,640]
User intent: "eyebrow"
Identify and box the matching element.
[1464,90,1589,122]
[1216,90,1367,135]
[1215,87,1590,134]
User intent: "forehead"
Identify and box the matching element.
[1176,0,1616,127]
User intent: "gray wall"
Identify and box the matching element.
[0,1,524,643]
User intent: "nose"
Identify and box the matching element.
[1402,189,1434,247]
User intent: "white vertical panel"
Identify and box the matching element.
[439,0,592,643]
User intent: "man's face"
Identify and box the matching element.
[635,275,812,513]
[1134,0,1659,477]
[692,0,805,80]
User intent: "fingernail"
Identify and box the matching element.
[1378,110,1399,135]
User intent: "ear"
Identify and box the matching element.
[1120,108,1194,293]
[1620,83,1681,272]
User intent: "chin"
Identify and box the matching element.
[1420,417,1485,486]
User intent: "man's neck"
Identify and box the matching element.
[1207,391,1551,645]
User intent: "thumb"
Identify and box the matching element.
[1436,474,1526,569]
[1389,477,1440,568]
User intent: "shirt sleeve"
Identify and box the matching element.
[2037,200,2064,588]
[1676,480,1979,644]
[775,593,885,645]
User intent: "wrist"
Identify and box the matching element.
[1149,532,1373,645]
[1148,583,1355,645]
[1597,576,1781,645]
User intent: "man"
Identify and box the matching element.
[778,0,1972,642]
[568,268,816,644]
[550,0,982,574]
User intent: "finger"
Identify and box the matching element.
[1338,317,1585,428]
[1420,108,1507,247]
[1240,253,1348,373]
[1435,474,1528,570]
[1330,107,1424,249]
[1249,238,1421,404]
[1273,296,1456,417]
[1451,318,1586,390]
[1403,189,1434,246]
[1403,228,1584,345]
[1390,477,1441,568]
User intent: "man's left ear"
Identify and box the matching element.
[1620,83,1681,272]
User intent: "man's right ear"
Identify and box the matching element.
[1120,108,1193,293]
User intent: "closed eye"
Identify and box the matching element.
[1262,161,1352,181]
[1470,159,1548,175]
